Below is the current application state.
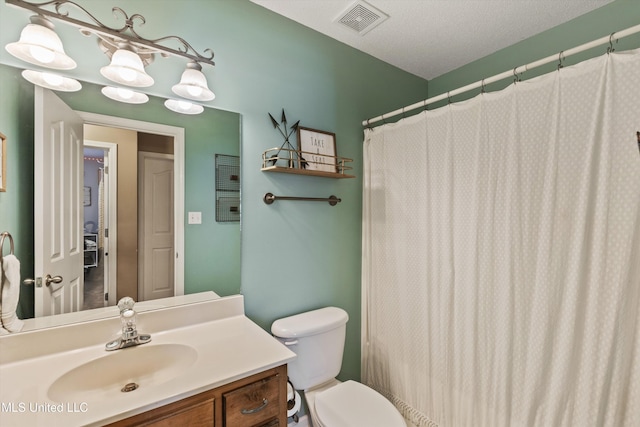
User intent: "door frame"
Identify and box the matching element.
[77,112,185,300]
[83,139,117,307]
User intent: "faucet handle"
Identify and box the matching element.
[117,297,135,313]
[105,296,151,351]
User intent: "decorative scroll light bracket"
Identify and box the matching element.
[5,0,215,67]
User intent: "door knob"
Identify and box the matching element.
[44,274,63,287]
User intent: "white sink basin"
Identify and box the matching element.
[47,343,197,402]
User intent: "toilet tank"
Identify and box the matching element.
[271,307,349,391]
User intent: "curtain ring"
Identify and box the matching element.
[447,91,452,104]
[481,79,486,94]
[402,106,406,119]
[607,32,617,54]
[557,50,564,70]
[513,67,521,84]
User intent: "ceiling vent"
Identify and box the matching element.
[335,0,389,36]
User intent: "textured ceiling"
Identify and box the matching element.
[250,0,614,80]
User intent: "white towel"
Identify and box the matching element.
[1,254,24,333]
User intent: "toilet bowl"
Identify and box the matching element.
[271,307,405,427]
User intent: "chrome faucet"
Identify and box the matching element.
[105,297,151,351]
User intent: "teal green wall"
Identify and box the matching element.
[0,0,428,383]
[0,66,34,319]
[2,0,637,386]
[429,0,640,107]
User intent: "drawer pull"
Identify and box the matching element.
[241,398,268,415]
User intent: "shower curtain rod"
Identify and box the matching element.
[363,23,640,127]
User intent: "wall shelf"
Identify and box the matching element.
[261,147,355,179]
[261,165,355,179]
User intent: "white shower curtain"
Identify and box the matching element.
[362,49,640,427]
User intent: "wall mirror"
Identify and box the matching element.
[1,66,241,332]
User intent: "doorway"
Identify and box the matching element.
[77,112,185,308]
[81,122,181,308]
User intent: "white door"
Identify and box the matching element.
[138,151,174,301]
[34,87,84,317]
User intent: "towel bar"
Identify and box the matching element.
[263,192,341,206]
[0,231,15,305]
[0,231,14,264]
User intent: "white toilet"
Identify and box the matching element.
[271,307,406,427]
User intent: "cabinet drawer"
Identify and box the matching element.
[145,399,214,426]
[106,396,214,427]
[223,374,280,426]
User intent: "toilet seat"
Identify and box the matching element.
[314,380,406,427]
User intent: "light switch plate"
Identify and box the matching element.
[188,211,202,224]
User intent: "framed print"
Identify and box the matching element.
[0,133,6,192]
[297,127,337,173]
[83,186,91,206]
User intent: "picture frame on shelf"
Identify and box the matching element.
[297,127,337,173]
[0,132,6,192]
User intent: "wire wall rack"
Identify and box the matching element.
[215,154,240,222]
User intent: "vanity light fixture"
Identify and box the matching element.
[21,69,81,91]
[172,61,215,101]
[5,15,76,70]
[101,86,149,104]
[164,99,204,115]
[5,0,216,114]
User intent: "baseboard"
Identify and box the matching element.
[288,415,310,427]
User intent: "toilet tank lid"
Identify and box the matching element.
[271,307,348,338]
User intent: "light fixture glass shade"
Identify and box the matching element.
[100,46,154,87]
[5,16,76,70]
[164,99,204,115]
[101,86,149,104]
[21,69,81,92]
[171,62,215,101]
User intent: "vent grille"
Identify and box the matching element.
[336,1,388,35]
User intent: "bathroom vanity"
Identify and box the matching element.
[107,365,286,426]
[0,293,296,426]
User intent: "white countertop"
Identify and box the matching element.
[0,294,296,426]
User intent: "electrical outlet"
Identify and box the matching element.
[188,212,202,224]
